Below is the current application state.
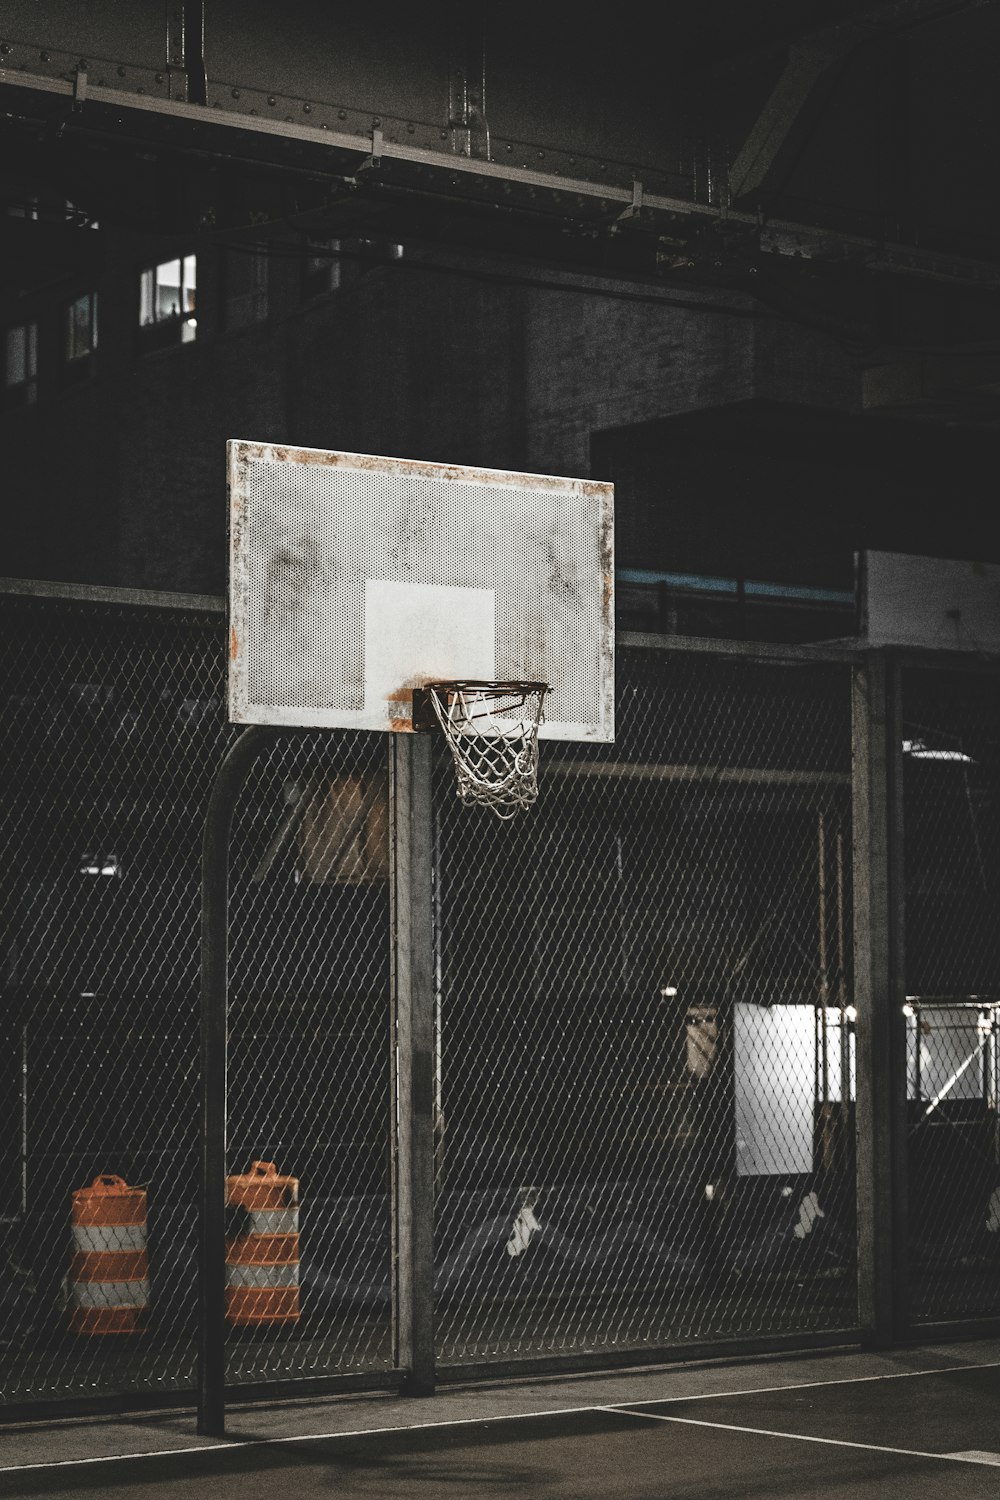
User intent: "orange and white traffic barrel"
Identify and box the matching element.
[225,1161,300,1327]
[69,1175,149,1335]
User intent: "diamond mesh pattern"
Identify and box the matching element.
[0,591,391,1407]
[225,732,392,1382]
[433,647,857,1363]
[0,592,231,1403]
[902,666,1000,1323]
[9,585,995,1406]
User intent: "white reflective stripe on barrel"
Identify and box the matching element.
[245,1209,299,1234]
[225,1263,299,1289]
[72,1224,147,1253]
[71,1280,150,1308]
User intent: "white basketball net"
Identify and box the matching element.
[427,681,549,820]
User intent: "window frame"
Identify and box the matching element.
[4,321,38,407]
[138,253,198,347]
[61,292,98,384]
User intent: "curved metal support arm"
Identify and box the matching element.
[197,725,281,1437]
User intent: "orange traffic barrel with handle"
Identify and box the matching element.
[70,1175,149,1335]
[225,1161,300,1327]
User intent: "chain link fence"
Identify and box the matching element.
[433,645,857,1365]
[0,587,393,1410]
[4,582,999,1415]
[225,731,393,1387]
[901,664,1000,1324]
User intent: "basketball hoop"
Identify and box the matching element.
[415,680,549,820]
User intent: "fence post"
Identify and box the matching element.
[853,652,908,1347]
[198,724,280,1437]
[392,733,436,1394]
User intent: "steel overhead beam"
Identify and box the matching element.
[728,37,855,203]
[728,0,994,204]
[1,68,998,291]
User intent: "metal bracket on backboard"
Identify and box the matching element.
[411,689,437,733]
[72,64,88,111]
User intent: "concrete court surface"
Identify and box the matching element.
[1,1339,999,1497]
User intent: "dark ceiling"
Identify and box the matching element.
[1,0,997,360]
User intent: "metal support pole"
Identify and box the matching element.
[853,652,908,1348]
[836,827,850,1160]
[391,733,436,1395]
[198,724,279,1437]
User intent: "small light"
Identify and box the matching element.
[660,985,678,998]
[80,853,121,877]
[844,1005,858,1023]
[902,1003,915,1018]
[704,1183,715,1201]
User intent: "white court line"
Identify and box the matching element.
[0,1403,600,1475]
[610,1408,1000,1468]
[618,1356,1000,1412]
[1,1358,998,1477]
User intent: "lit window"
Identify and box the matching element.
[139,254,197,342]
[5,323,38,405]
[226,249,268,329]
[302,237,341,298]
[64,293,98,363]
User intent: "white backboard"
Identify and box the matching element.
[228,443,614,739]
